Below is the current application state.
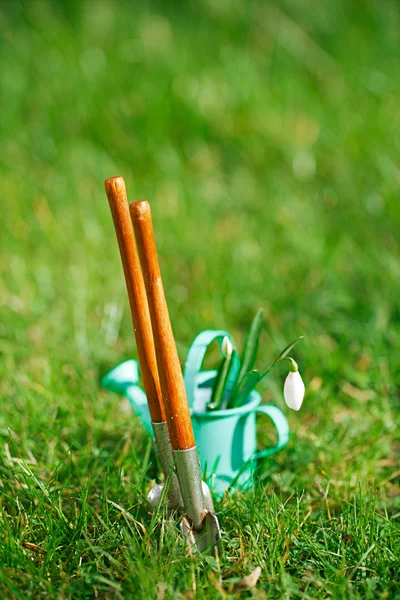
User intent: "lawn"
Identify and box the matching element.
[0,0,399,598]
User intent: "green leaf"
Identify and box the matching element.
[259,336,304,381]
[237,308,264,383]
[220,350,240,409]
[227,370,261,409]
[207,345,237,411]
[229,308,263,407]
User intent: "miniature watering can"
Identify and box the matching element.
[101,330,290,495]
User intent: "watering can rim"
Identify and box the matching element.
[102,360,269,418]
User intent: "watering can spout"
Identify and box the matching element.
[101,360,153,435]
[101,359,140,394]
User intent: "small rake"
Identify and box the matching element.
[105,176,220,553]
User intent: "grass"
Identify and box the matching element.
[0,0,399,597]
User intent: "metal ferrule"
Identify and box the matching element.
[173,446,206,530]
[152,422,182,509]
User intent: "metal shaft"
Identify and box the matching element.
[152,422,182,508]
[173,446,207,530]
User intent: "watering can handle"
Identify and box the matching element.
[184,330,239,409]
[100,359,153,436]
[253,404,290,459]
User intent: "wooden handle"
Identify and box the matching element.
[130,200,195,451]
[104,177,165,423]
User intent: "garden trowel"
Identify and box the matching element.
[130,198,221,553]
[105,177,220,552]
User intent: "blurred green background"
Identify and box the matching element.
[0,1,399,597]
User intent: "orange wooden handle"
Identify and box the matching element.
[130,200,195,451]
[104,177,165,423]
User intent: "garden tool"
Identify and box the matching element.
[130,199,221,553]
[104,176,182,509]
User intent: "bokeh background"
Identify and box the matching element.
[0,1,399,597]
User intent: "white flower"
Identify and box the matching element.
[222,336,233,357]
[284,370,305,411]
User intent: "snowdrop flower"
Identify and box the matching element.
[284,358,305,411]
[222,336,233,357]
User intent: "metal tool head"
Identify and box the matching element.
[147,481,184,511]
[147,477,220,553]
[201,480,216,513]
[173,447,221,553]
[147,483,165,509]
[179,479,220,554]
[180,510,221,554]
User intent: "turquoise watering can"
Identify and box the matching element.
[101,330,290,495]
